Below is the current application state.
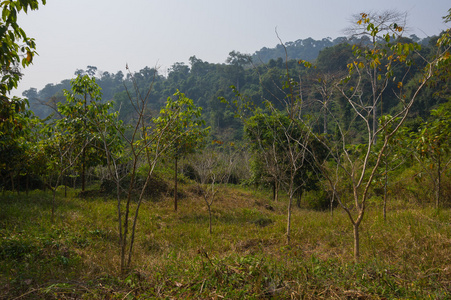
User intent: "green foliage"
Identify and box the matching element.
[302,188,332,211]
[23,29,444,144]
[253,37,345,64]
[0,0,46,96]
[0,237,36,260]
[154,90,210,210]
[0,1,45,163]
[411,102,451,207]
[245,111,293,186]
[154,90,209,159]
[413,102,450,162]
[0,98,39,192]
[55,75,122,184]
[244,108,326,205]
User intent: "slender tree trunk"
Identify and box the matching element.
[324,108,327,134]
[272,180,279,202]
[81,147,86,193]
[296,190,303,208]
[26,174,29,197]
[373,99,377,144]
[127,169,154,270]
[82,96,87,193]
[120,157,141,274]
[372,42,378,145]
[353,223,360,263]
[330,192,334,218]
[174,156,178,211]
[208,206,212,234]
[116,175,124,273]
[16,174,20,195]
[286,192,293,245]
[383,157,388,221]
[9,172,16,194]
[64,171,67,197]
[272,180,276,201]
[436,154,441,209]
[52,190,56,223]
[51,174,62,223]
[286,175,294,245]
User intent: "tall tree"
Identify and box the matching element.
[191,150,220,234]
[226,51,252,91]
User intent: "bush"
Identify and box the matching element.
[100,173,170,200]
[0,238,36,261]
[303,189,334,211]
[180,163,198,181]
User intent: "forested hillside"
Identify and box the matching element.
[23,34,445,142]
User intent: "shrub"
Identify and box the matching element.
[303,189,334,211]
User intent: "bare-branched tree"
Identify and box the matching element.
[299,13,450,262]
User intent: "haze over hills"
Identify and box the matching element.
[22,33,434,99]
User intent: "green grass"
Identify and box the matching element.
[1,185,450,299]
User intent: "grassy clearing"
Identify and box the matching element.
[1,184,450,299]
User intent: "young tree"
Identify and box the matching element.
[154,90,209,211]
[224,87,323,244]
[412,103,451,209]
[37,76,116,220]
[298,13,450,262]
[375,116,410,221]
[95,66,186,274]
[58,75,107,192]
[215,141,247,185]
[245,111,289,202]
[191,151,221,234]
[43,120,90,221]
[261,35,327,244]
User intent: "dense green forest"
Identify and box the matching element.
[1,1,451,298]
[23,33,445,141]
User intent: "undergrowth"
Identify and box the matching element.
[0,185,450,299]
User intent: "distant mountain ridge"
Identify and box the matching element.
[252,37,346,63]
[251,35,431,64]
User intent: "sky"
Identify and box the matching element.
[11,0,450,97]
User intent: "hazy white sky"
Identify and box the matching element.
[12,0,450,96]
